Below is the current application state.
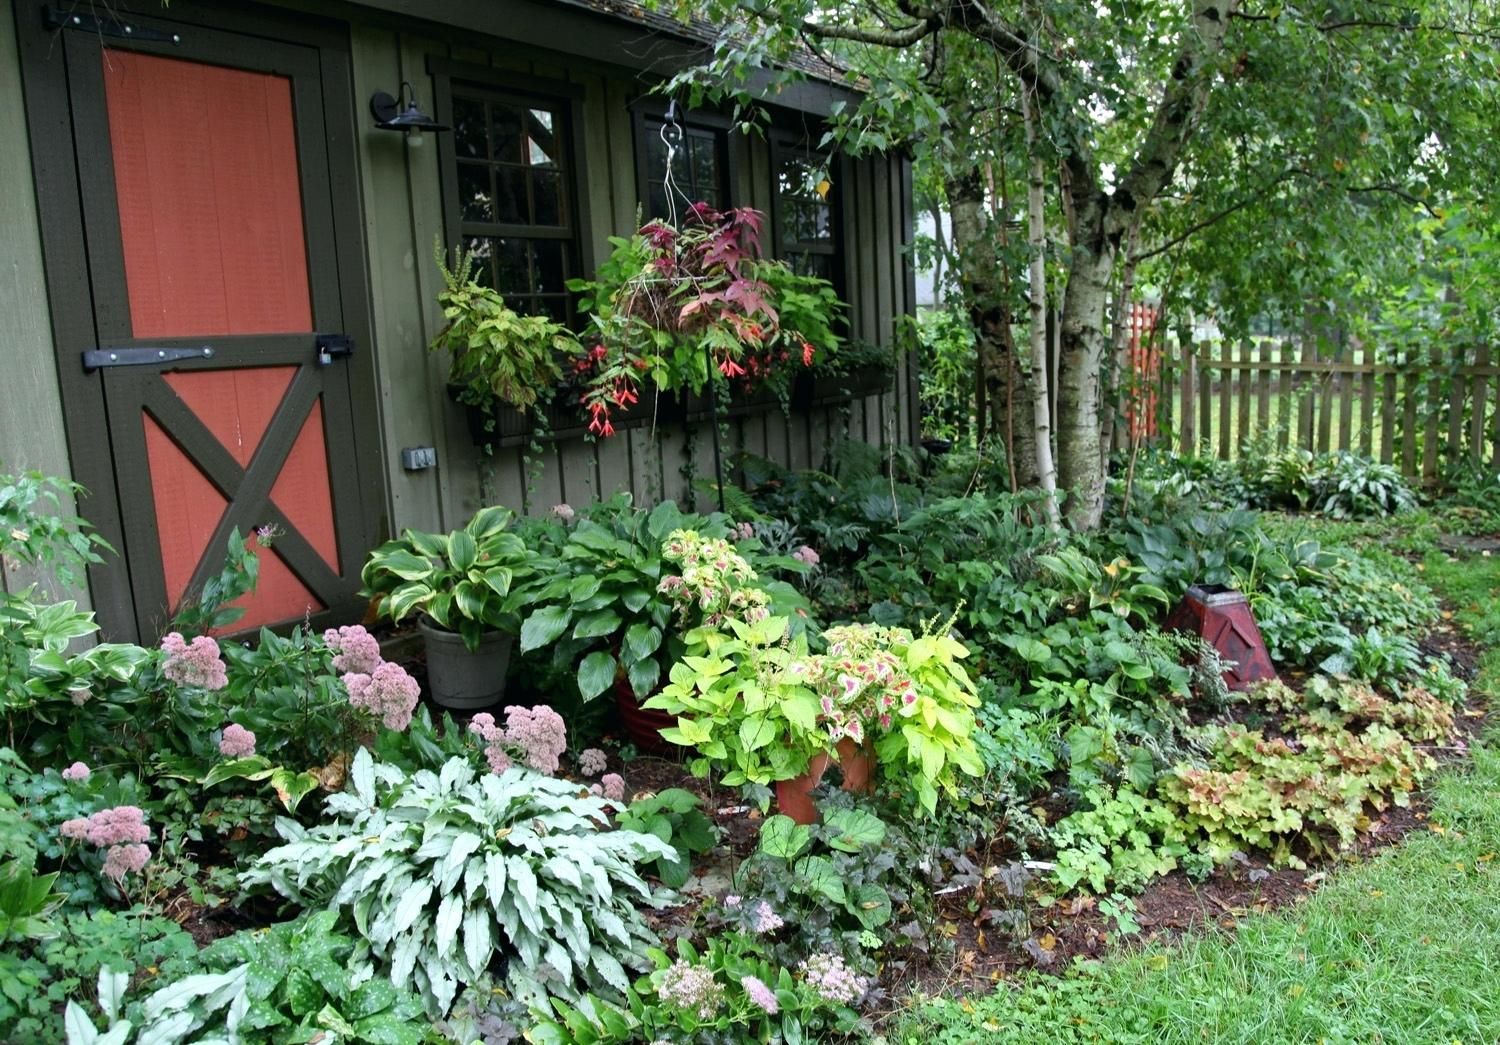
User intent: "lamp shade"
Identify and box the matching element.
[369,87,448,133]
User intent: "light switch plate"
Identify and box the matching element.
[400,446,437,470]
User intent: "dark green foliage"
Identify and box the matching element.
[614,788,717,888]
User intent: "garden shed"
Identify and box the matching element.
[0,0,918,642]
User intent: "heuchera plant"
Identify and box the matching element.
[568,204,840,436]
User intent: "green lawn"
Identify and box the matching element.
[888,527,1500,1045]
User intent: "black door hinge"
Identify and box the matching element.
[44,6,183,44]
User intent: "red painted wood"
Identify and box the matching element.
[102,51,312,337]
[143,414,228,610]
[225,541,326,633]
[270,398,339,571]
[164,368,295,468]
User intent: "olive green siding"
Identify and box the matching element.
[344,20,919,535]
[0,0,86,602]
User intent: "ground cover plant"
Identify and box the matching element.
[890,532,1500,1043]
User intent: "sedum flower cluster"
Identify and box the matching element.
[578,747,608,777]
[327,625,421,732]
[468,705,568,775]
[61,761,91,782]
[159,632,228,690]
[324,624,383,675]
[343,662,421,732]
[657,959,724,1020]
[799,952,869,1005]
[218,723,257,757]
[61,805,152,883]
[658,529,770,629]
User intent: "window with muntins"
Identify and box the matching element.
[450,89,575,323]
[774,147,840,287]
[640,116,727,221]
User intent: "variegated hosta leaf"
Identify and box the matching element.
[241,753,672,1017]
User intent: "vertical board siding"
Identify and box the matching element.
[0,0,85,601]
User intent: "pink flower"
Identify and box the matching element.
[343,662,420,731]
[469,705,569,775]
[69,686,91,706]
[800,952,868,1005]
[324,625,383,675]
[600,773,626,802]
[160,632,228,691]
[742,974,779,1015]
[63,807,151,855]
[751,900,784,934]
[551,503,576,523]
[792,545,821,566]
[723,894,742,908]
[579,747,608,777]
[61,761,91,783]
[102,842,150,882]
[218,723,257,758]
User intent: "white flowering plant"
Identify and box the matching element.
[530,932,863,1044]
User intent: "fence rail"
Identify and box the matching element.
[1119,338,1499,481]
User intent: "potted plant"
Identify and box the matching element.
[513,499,813,751]
[360,506,546,709]
[566,204,843,437]
[644,614,830,802]
[430,241,578,450]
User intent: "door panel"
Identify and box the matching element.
[102,52,314,338]
[56,19,369,638]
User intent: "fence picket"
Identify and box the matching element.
[1447,346,1467,470]
[1198,351,1212,454]
[1360,344,1376,457]
[1277,340,1294,450]
[1180,343,1196,453]
[1237,340,1252,458]
[1473,345,1491,465]
[1338,338,1355,452]
[1256,339,1271,438]
[1218,351,1232,458]
[1423,345,1442,482]
[1379,365,1395,464]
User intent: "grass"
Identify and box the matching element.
[889,518,1500,1045]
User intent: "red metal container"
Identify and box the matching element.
[1165,584,1277,691]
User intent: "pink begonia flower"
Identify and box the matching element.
[343,662,420,731]
[160,632,228,691]
[219,723,257,758]
[323,624,383,675]
[600,773,626,802]
[61,761,91,782]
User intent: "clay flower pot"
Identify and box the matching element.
[614,676,676,755]
[774,737,874,824]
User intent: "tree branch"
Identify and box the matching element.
[800,14,941,47]
[1131,168,1298,262]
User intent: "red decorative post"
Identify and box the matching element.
[1165,585,1277,690]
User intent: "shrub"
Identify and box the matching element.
[241,749,674,1015]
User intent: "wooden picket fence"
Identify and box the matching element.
[1117,338,1500,481]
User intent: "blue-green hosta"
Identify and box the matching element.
[241,749,675,1016]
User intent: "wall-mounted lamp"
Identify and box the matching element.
[369,82,448,146]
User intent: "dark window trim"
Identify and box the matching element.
[628,98,740,223]
[769,132,847,304]
[429,58,595,309]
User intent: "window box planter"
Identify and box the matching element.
[453,385,688,451]
[790,366,893,412]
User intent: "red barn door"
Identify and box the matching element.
[34,14,379,640]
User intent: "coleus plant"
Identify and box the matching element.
[567,203,841,436]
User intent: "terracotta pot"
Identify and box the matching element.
[835,737,875,793]
[614,676,677,755]
[774,751,832,825]
[775,739,875,823]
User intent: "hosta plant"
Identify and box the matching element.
[360,506,547,650]
[614,787,717,888]
[241,749,674,1016]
